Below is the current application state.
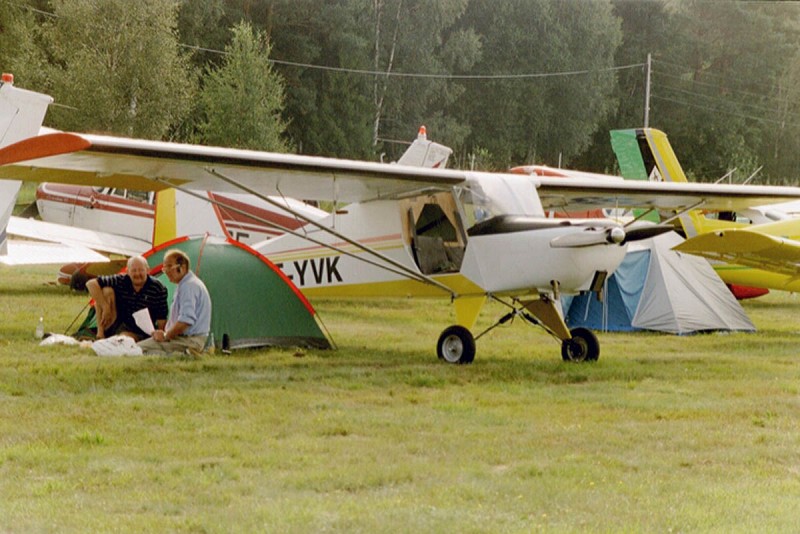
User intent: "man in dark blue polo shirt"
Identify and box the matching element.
[86,255,168,341]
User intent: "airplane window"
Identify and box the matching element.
[456,184,494,228]
[458,174,545,227]
[127,190,150,203]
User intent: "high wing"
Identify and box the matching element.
[534,177,800,214]
[4,132,800,212]
[0,131,465,203]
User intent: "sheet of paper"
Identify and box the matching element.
[132,308,155,335]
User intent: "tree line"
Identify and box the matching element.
[2,0,800,184]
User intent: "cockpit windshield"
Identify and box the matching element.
[456,174,544,228]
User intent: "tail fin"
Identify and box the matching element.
[0,73,53,145]
[610,128,691,184]
[610,128,719,237]
[0,74,54,255]
[396,126,453,169]
[0,180,19,255]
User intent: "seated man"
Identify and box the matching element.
[138,249,212,356]
[86,255,169,341]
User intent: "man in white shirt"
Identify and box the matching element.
[138,249,212,355]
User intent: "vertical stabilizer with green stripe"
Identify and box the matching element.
[609,129,659,223]
[610,128,709,236]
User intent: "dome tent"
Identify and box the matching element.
[563,231,755,334]
[144,235,332,351]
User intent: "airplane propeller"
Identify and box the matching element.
[549,226,626,248]
[550,224,674,248]
[620,224,674,244]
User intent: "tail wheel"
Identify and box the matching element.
[561,327,600,362]
[437,325,476,364]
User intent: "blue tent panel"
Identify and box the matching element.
[564,250,650,332]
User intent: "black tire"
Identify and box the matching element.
[436,325,476,364]
[561,327,600,362]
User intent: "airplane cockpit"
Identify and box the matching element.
[402,174,545,275]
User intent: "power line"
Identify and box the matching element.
[10,0,799,127]
[651,94,793,127]
[656,83,800,119]
[9,0,644,82]
[646,57,800,128]
[654,69,779,103]
[179,43,645,80]
[654,58,778,95]
[269,59,645,80]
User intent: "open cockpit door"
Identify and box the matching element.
[402,191,466,275]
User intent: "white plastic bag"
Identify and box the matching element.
[39,334,80,346]
[91,335,143,357]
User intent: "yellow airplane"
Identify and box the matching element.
[611,127,800,295]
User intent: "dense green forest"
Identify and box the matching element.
[2,0,800,184]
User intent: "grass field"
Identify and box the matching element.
[2,264,800,532]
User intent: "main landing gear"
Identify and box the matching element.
[560,327,599,362]
[436,325,476,364]
[436,294,600,364]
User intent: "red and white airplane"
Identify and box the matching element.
[29,182,327,248]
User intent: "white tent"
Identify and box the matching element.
[564,231,755,334]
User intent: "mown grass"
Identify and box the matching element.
[2,264,800,532]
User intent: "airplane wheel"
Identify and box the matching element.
[561,327,600,362]
[437,325,475,364]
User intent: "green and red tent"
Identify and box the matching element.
[77,235,332,351]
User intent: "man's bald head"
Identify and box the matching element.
[126,256,150,291]
[127,255,149,271]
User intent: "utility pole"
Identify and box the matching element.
[644,53,652,128]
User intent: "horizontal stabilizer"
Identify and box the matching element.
[0,240,108,265]
[8,216,150,257]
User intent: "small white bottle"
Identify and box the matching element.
[35,316,44,340]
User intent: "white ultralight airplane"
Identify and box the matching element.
[4,79,800,363]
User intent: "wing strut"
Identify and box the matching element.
[658,199,706,226]
[159,176,458,298]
